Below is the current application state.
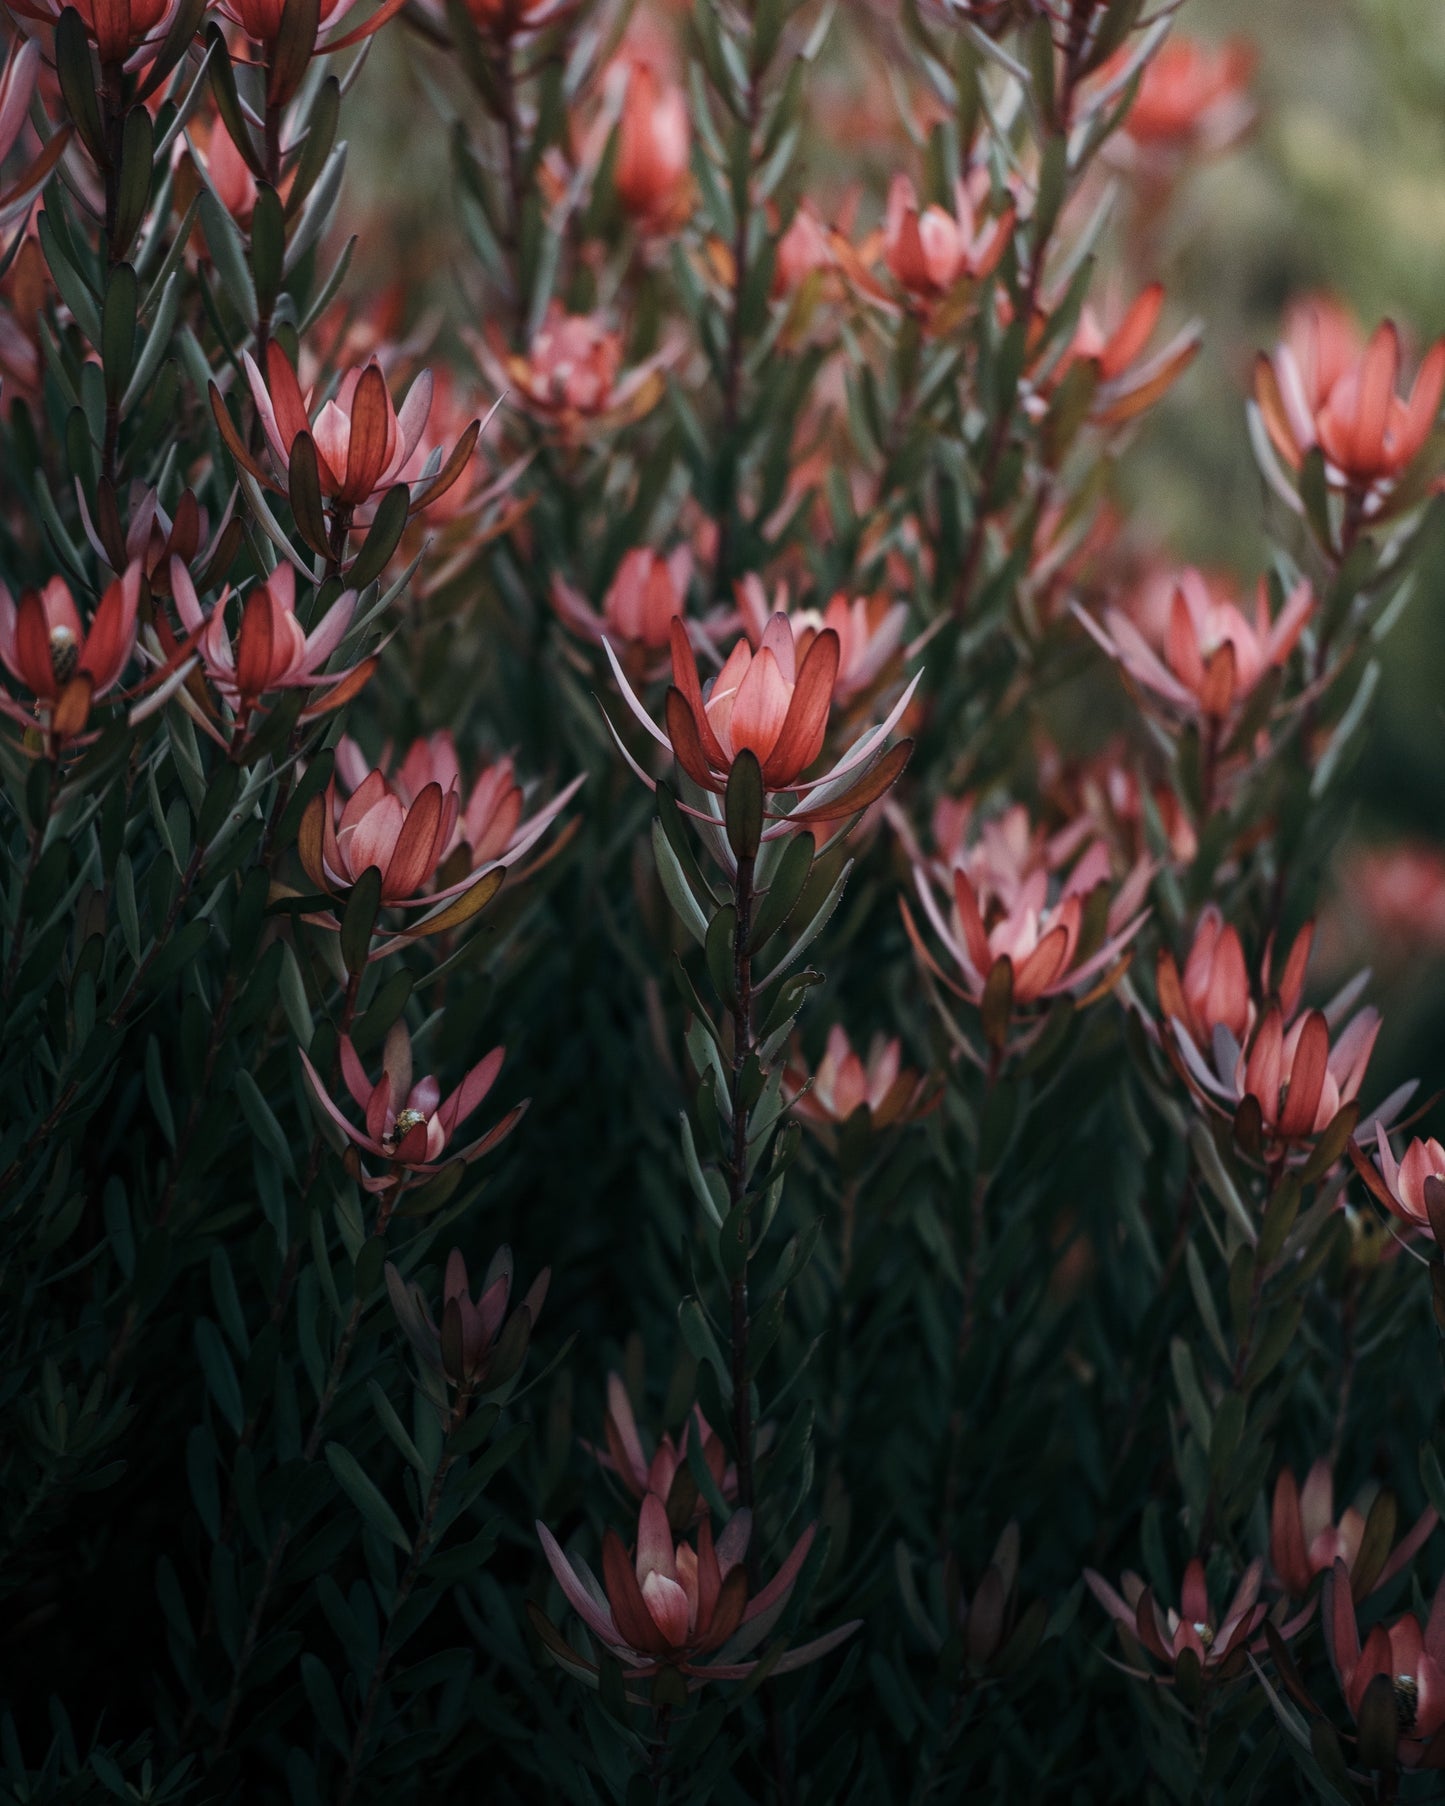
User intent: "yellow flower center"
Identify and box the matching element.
[49,625,78,683]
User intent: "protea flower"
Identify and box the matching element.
[552,547,692,658]
[1084,1558,1266,1681]
[606,614,917,834]
[212,345,477,557]
[902,805,1149,1051]
[299,1021,524,1195]
[736,578,908,708]
[879,173,1013,305]
[333,731,583,886]
[166,559,366,745]
[1323,1561,1445,1766]
[1271,1458,1436,1606]
[1041,283,1201,428]
[589,1373,735,1526]
[613,57,690,232]
[0,566,141,750]
[386,1246,548,1393]
[96,484,237,598]
[477,305,668,444]
[1155,905,1259,1052]
[784,1025,936,1135]
[1256,308,1445,497]
[1350,1124,1445,1244]
[1075,569,1314,727]
[534,1495,857,1688]
[1111,35,1256,156]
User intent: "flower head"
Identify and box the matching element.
[552,547,692,657]
[1324,1562,1445,1765]
[613,57,690,231]
[386,1245,548,1392]
[1271,1458,1436,1606]
[1116,35,1255,155]
[481,304,667,444]
[737,578,908,709]
[299,1021,524,1194]
[590,1373,735,1526]
[0,566,141,749]
[535,1495,857,1687]
[785,1025,935,1134]
[1085,1558,1266,1680]
[1350,1124,1445,1244]
[881,173,1013,305]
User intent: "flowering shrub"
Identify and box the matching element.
[5,0,1445,1800]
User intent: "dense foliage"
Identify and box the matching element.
[4,0,1445,1800]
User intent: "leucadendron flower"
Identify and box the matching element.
[1323,1561,1445,1766]
[606,614,918,833]
[1271,1457,1436,1608]
[534,1494,857,1690]
[1350,1124,1445,1245]
[0,565,141,751]
[1085,1558,1266,1682]
[587,1373,735,1528]
[784,1025,936,1137]
[299,1021,524,1195]
[386,1246,548,1394]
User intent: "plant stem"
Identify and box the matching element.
[728,852,758,1520]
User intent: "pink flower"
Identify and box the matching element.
[1257,306,1445,493]
[300,766,460,906]
[168,558,364,738]
[1155,905,1259,1051]
[736,578,908,707]
[1351,1124,1445,1243]
[1085,1558,1266,1679]
[0,565,141,748]
[1116,36,1256,153]
[386,1246,548,1391]
[589,1373,735,1522]
[881,173,1013,303]
[1271,1458,1436,1605]
[552,547,692,655]
[613,57,690,231]
[1324,1561,1445,1764]
[606,614,918,836]
[535,1495,857,1686]
[480,305,668,444]
[1076,569,1314,722]
[299,1021,524,1194]
[903,806,1149,1042]
[1042,282,1201,427]
[784,1025,935,1132]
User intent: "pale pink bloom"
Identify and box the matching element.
[1085,1559,1266,1677]
[591,1373,735,1514]
[299,1021,523,1194]
[774,201,836,296]
[1352,1124,1445,1240]
[536,1494,857,1685]
[1346,841,1445,952]
[477,306,670,444]
[1077,569,1314,721]
[737,577,907,706]
[784,1025,934,1131]
[553,547,692,653]
[1271,1457,1436,1604]
[613,57,690,230]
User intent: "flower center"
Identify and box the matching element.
[49,626,78,683]
[1192,1622,1214,1651]
[390,1108,426,1144]
[1395,1673,1419,1729]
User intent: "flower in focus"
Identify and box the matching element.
[612,57,690,232]
[535,1494,857,1686]
[8,0,176,65]
[1271,1458,1436,1606]
[1084,1558,1266,1681]
[1323,1561,1445,1765]
[903,804,1149,1051]
[552,547,692,658]
[784,1025,936,1136]
[387,1245,548,1393]
[1155,904,1269,1053]
[607,614,918,831]
[1256,306,1445,497]
[1076,569,1314,727]
[480,304,667,444]
[1350,1124,1445,1244]
[737,577,908,709]
[167,559,366,743]
[589,1373,735,1527]
[0,565,141,749]
[299,1021,524,1195]
[107,485,238,598]
[334,731,583,887]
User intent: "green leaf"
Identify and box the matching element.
[325,1441,412,1553]
[725,749,763,862]
[749,831,813,951]
[194,1317,245,1435]
[340,864,383,975]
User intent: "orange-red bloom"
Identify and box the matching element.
[1257,305,1445,494]
[1118,36,1255,153]
[613,57,690,231]
[784,1025,935,1133]
[880,173,1012,304]
[737,578,908,708]
[552,547,692,655]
